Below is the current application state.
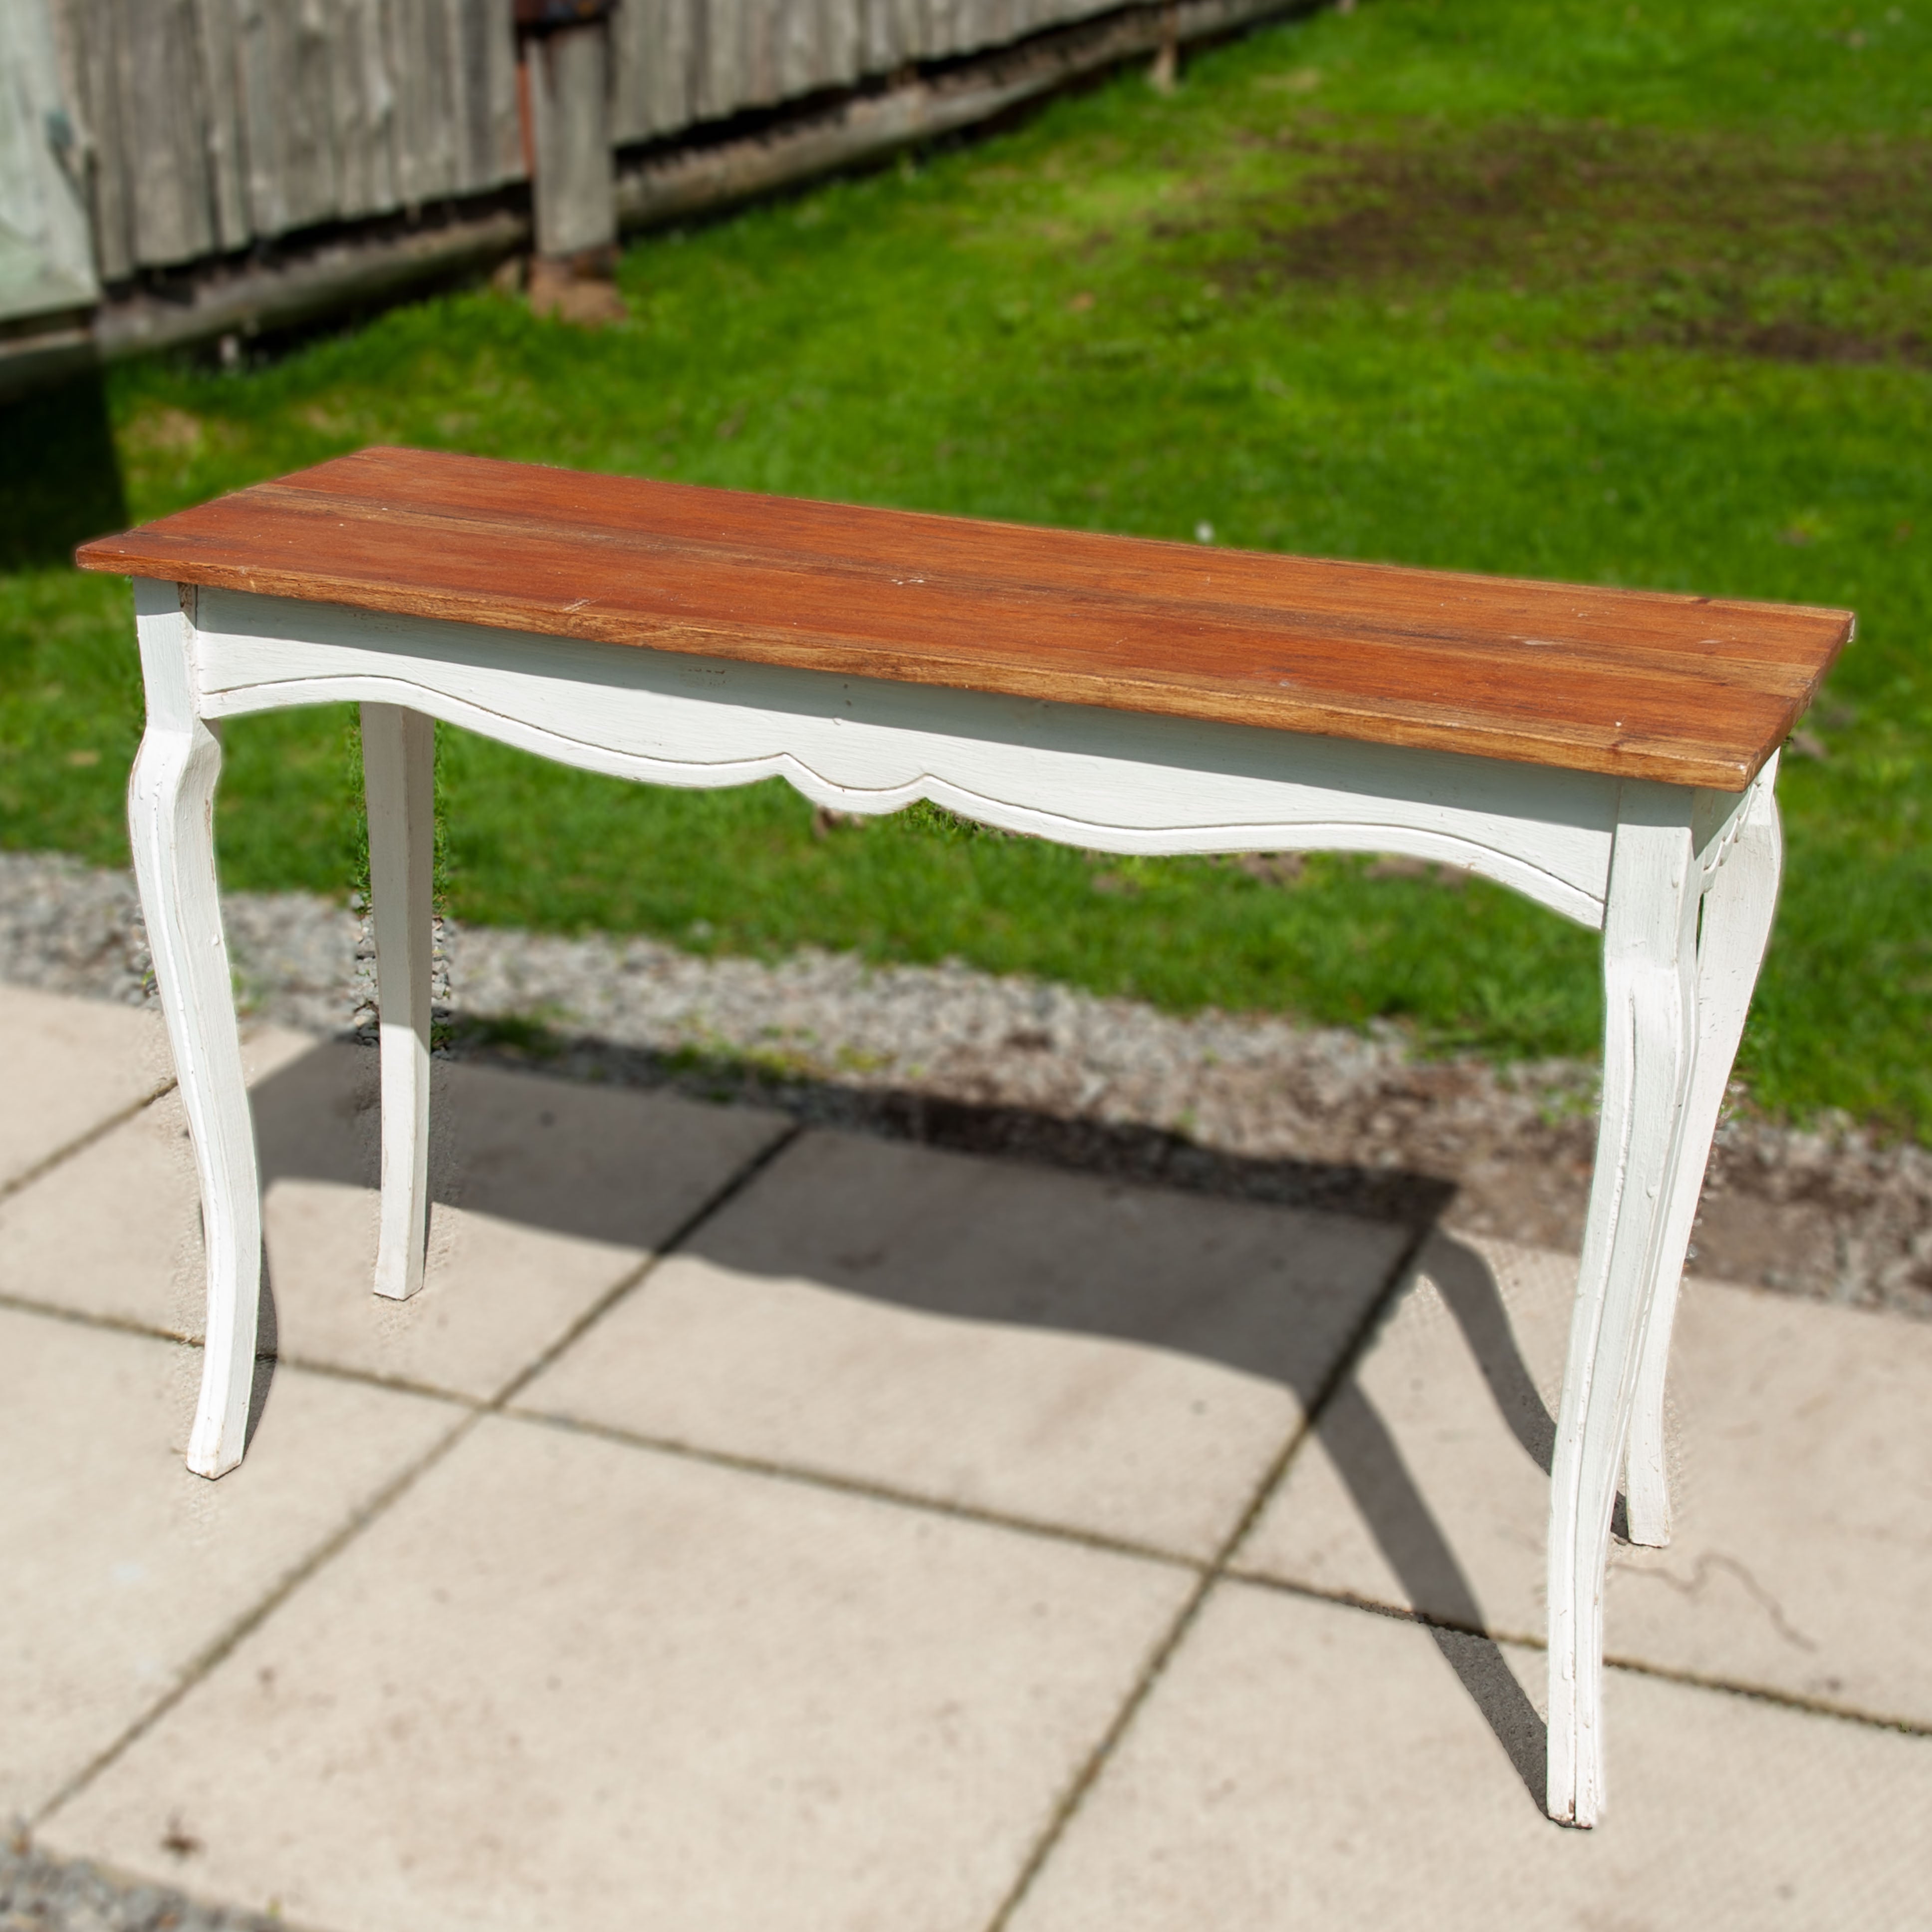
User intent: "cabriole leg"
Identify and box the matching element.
[1547,785,1701,1826]
[1622,761,1783,1547]
[127,580,261,1479]
[361,704,436,1301]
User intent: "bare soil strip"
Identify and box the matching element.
[1215,121,1932,366]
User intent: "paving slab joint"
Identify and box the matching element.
[488,1120,807,1413]
[978,1212,1438,1931]
[0,1079,177,1207]
[30,1117,808,1835]
[508,1404,1210,1573]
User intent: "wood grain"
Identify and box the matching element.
[77,446,1853,789]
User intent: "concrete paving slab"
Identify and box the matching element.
[518,1130,1410,1559]
[256,1048,789,1398]
[1233,1232,1932,1727]
[42,1413,1195,1932]
[0,1034,790,1401]
[0,1026,316,1338]
[0,1302,459,1822]
[0,985,172,1190]
[257,1181,646,1401]
[249,1046,789,1258]
[1006,1580,1932,1932]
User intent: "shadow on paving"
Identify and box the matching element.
[241,1030,1567,1809]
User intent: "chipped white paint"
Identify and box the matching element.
[126,576,1782,1826]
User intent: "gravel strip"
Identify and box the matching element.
[1,1831,274,1932]
[1,848,1929,1931]
[4,848,1928,1318]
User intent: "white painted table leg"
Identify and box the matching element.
[360,703,435,1301]
[1622,761,1784,1547]
[127,581,261,1479]
[1546,785,1701,1826]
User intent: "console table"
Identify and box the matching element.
[78,447,1850,1827]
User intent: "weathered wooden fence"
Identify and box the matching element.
[44,0,1132,282]
[0,0,1296,392]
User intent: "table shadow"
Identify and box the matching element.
[1,374,127,571]
[241,1028,1563,1811]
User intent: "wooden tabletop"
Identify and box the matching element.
[77,446,1852,790]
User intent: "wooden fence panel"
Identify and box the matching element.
[43,0,1161,280]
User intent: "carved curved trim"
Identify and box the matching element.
[207,669,1609,927]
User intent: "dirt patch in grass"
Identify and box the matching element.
[1227,122,1932,365]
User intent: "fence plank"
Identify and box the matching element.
[778,0,819,97]
[189,0,253,249]
[390,0,453,205]
[233,0,305,234]
[330,0,397,216]
[741,0,778,111]
[621,0,706,140]
[608,0,652,142]
[230,0,281,234]
[821,0,859,92]
[661,0,705,140]
[697,0,742,122]
[46,0,128,278]
[122,0,219,267]
[234,0,343,236]
[463,0,522,191]
[873,0,925,70]
[0,0,101,315]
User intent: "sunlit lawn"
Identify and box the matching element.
[2,0,1928,1129]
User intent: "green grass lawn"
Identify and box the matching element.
[3,0,1929,1131]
